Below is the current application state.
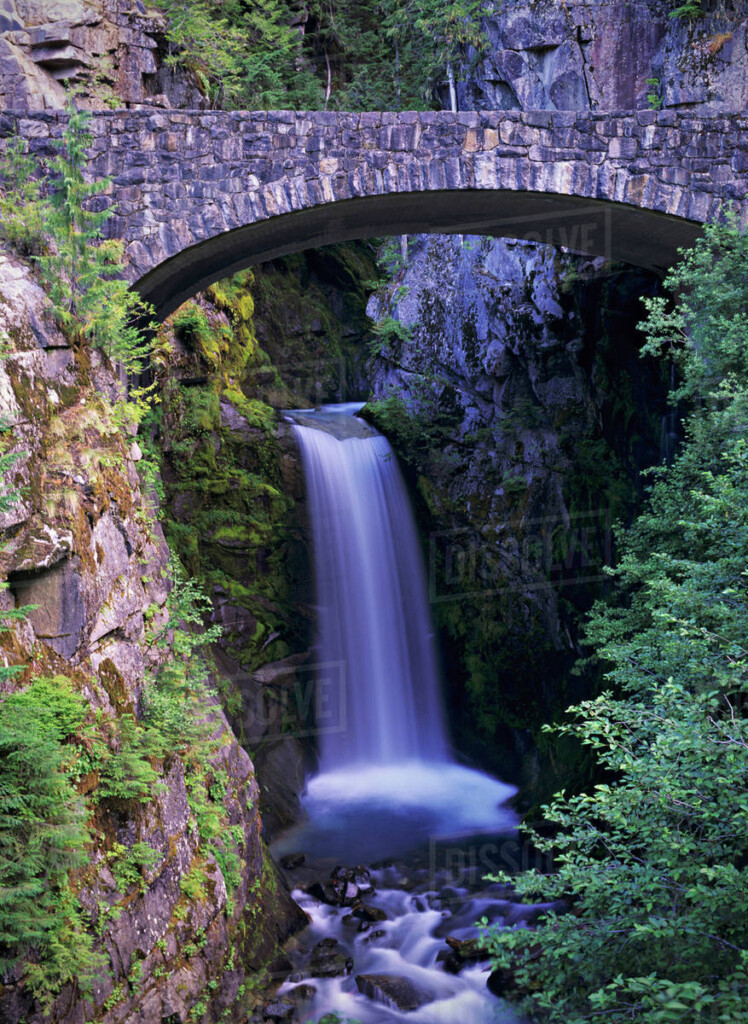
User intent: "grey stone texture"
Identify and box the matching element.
[456,0,748,113]
[0,0,206,112]
[1,107,745,319]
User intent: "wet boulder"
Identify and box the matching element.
[330,864,374,905]
[307,938,353,978]
[262,997,296,1021]
[436,936,490,974]
[304,880,337,906]
[356,974,434,1012]
[355,902,387,923]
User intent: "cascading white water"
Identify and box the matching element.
[290,402,448,769]
[285,402,518,863]
[279,402,525,1024]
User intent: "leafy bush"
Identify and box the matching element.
[108,841,161,896]
[367,315,413,359]
[97,713,161,804]
[669,0,703,19]
[171,301,213,350]
[481,217,748,1022]
[146,553,223,659]
[152,0,493,111]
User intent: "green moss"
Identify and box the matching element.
[177,385,221,434]
[221,387,276,432]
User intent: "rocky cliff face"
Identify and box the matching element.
[0,255,306,1022]
[0,0,205,111]
[368,0,747,801]
[366,237,665,798]
[456,0,747,113]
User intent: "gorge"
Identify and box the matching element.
[0,1,747,1023]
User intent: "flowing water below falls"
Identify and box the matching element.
[274,403,527,1023]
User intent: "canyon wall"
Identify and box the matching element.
[367,0,747,801]
[0,0,205,111]
[456,0,746,113]
[0,253,306,1023]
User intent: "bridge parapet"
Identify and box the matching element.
[2,108,746,318]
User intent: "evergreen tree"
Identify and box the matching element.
[0,136,48,256]
[225,0,321,108]
[151,0,242,106]
[481,218,748,1023]
[384,0,491,110]
[152,0,492,112]
[36,105,152,375]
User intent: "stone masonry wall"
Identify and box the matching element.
[1,107,745,316]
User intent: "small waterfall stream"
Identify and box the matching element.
[275,402,526,1024]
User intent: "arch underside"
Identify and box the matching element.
[134,190,702,322]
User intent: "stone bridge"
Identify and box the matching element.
[3,108,747,320]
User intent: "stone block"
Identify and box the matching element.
[609,136,638,159]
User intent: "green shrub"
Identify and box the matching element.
[108,841,161,896]
[0,136,48,256]
[0,679,101,1007]
[481,217,748,1023]
[97,714,161,803]
[171,302,213,350]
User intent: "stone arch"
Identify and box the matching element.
[5,108,746,321]
[133,189,705,322]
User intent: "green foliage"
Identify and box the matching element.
[0,442,36,685]
[142,557,245,907]
[318,0,493,109]
[0,103,158,439]
[97,713,160,803]
[224,0,321,108]
[0,677,103,1008]
[386,0,493,106]
[171,301,213,349]
[0,136,48,255]
[482,217,748,1023]
[36,106,154,369]
[668,0,703,19]
[152,0,492,111]
[151,0,242,105]
[107,841,161,896]
[646,77,662,109]
[363,377,463,470]
[367,315,412,359]
[180,863,208,902]
[147,553,223,658]
[152,0,320,108]
[639,212,748,404]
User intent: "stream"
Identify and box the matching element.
[268,404,534,1024]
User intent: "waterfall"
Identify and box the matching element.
[290,403,449,770]
[284,402,517,863]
